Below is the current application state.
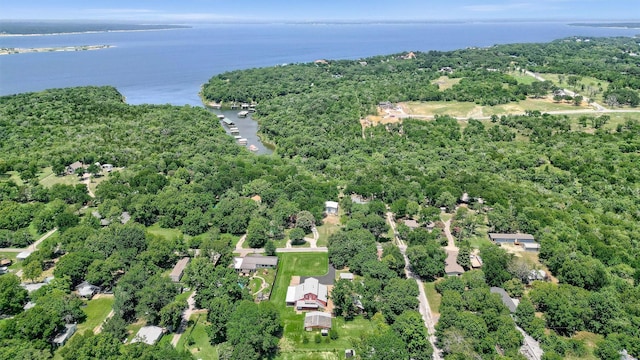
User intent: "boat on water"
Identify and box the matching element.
[217,114,225,119]
[237,110,249,118]
[238,138,248,145]
[248,144,258,152]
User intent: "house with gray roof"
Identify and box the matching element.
[490,287,518,313]
[169,257,190,282]
[233,256,278,274]
[489,233,535,244]
[131,326,164,345]
[445,250,465,276]
[286,277,328,310]
[53,324,77,346]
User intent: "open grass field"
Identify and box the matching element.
[423,281,442,316]
[539,73,610,104]
[432,76,461,90]
[147,223,185,241]
[565,331,604,360]
[403,97,592,119]
[271,253,329,311]
[277,316,373,360]
[40,168,80,188]
[76,296,114,334]
[176,313,218,360]
[316,222,340,248]
[507,72,538,85]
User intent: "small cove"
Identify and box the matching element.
[209,108,274,155]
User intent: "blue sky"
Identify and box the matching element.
[2,0,639,22]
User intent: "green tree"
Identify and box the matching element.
[226,301,281,359]
[23,260,43,283]
[407,243,446,281]
[295,210,315,233]
[246,216,270,248]
[480,245,513,287]
[0,274,29,315]
[331,279,357,319]
[160,299,187,332]
[264,240,276,256]
[289,227,306,245]
[359,329,409,360]
[392,310,434,360]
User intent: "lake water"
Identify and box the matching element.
[1,22,637,152]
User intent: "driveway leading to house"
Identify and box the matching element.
[300,263,335,286]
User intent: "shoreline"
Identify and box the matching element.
[0,27,186,37]
[0,44,113,56]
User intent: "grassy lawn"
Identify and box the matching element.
[278,316,373,359]
[76,296,114,334]
[147,223,184,241]
[440,213,452,222]
[424,281,442,315]
[271,253,329,311]
[432,75,461,90]
[565,331,604,360]
[271,253,371,358]
[316,221,340,248]
[39,169,81,188]
[565,112,640,132]
[539,73,610,103]
[176,313,218,360]
[249,268,276,297]
[403,98,592,119]
[507,71,537,85]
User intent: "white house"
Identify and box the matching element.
[325,201,339,215]
[131,326,164,345]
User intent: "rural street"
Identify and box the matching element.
[386,212,442,360]
[0,227,58,253]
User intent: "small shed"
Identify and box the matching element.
[345,349,356,358]
[325,201,339,215]
[66,161,84,175]
[169,257,190,282]
[403,219,420,230]
[53,324,77,346]
[339,272,354,281]
[131,326,164,345]
[304,311,332,330]
[522,242,540,252]
[76,281,100,299]
[16,251,32,261]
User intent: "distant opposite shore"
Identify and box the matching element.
[0,45,112,56]
[0,21,189,36]
[569,22,640,29]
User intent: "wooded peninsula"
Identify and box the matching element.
[0,36,639,360]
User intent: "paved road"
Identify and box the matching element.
[386,212,442,360]
[442,218,457,252]
[0,228,58,253]
[171,291,197,347]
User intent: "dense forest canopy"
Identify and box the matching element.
[0,36,639,359]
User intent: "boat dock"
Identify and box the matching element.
[222,118,235,126]
[237,110,249,118]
